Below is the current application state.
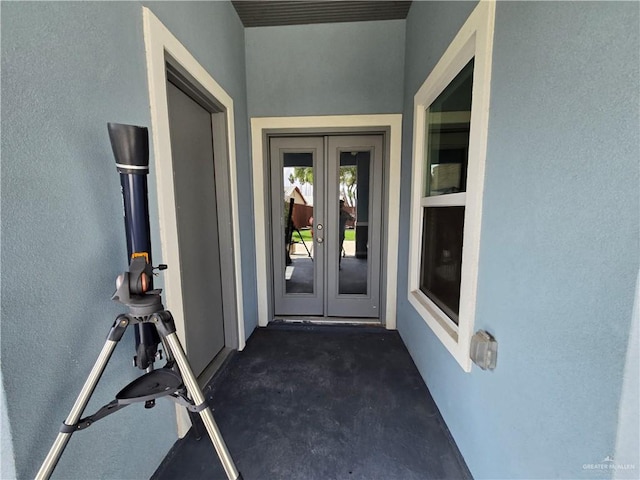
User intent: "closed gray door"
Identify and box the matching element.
[271,135,383,318]
[166,80,225,376]
[326,135,383,317]
[271,137,325,315]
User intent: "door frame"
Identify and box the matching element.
[251,115,402,329]
[143,8,245,434]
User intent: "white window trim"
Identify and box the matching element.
[407,0,495,372]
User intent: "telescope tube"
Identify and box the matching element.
[108,123,160,371]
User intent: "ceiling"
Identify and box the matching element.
[231,1,413,28]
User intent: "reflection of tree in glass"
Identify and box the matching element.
[339,166,357,207]
[288,167,314,186]
[289,167,357,207]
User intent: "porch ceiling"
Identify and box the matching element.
[231,1,412,27]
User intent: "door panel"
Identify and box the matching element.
[271,137,324,315]
[326,136,383,317]
[271,135,383,319]
[166,81,225,376]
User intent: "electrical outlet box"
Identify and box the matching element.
[470,330,498,370]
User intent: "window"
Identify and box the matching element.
[408,1,495,371]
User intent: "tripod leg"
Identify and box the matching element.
[36,316,130,480]
[162,332,242,480]
[294,227,312,258]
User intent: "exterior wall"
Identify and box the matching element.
[398,1,639,479]
[245,20,406,117]
[0,2,252,479]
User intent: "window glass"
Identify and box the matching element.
[420,206,465,324]
[338,151,370,296]
[283,153,315,294]
[424,59,474,197]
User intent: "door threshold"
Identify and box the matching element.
[272,316,382,327]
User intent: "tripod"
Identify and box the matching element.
[35,261,242,480]
[292,225,313,259]
[285,198,312,263]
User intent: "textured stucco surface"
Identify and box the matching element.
[1,2,252,478]
[397,1,639,478]
[245,19,406,117]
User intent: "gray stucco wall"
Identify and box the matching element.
[398,1,639,479]
[1,2,252,479]
[245,19,406,117]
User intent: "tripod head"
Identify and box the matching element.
[112,256,167,317]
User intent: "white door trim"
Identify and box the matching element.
[251,115,402,330]
[143,8,245,434]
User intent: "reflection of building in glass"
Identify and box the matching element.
[283,167,314,204]
[284,186,313,229]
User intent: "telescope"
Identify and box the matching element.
[35,124,242,480]
[109,123,161,373]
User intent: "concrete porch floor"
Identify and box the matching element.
[152,323,471,480]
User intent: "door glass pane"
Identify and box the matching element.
[283,153,315,294]
[338,151,369,295]
[424,59,474,197]
[420,206,465,324]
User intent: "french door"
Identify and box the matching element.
[270,135,383,318]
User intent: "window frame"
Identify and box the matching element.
[408,1,495,372]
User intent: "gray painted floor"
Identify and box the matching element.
[152,323,471,480]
